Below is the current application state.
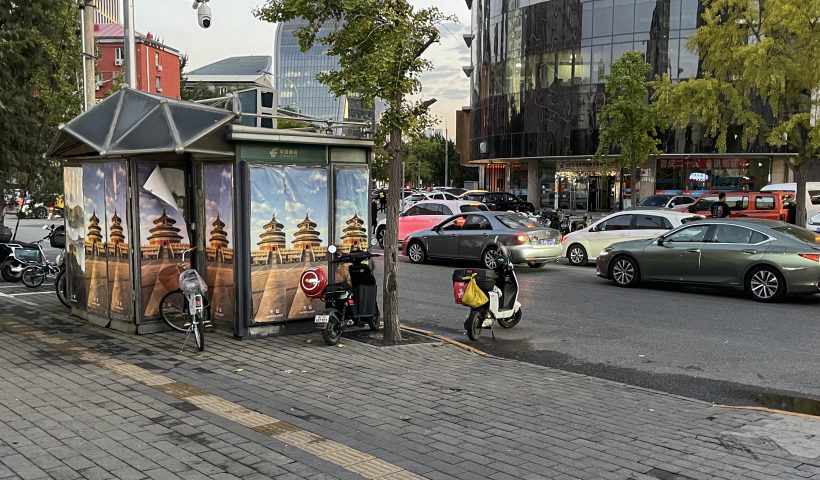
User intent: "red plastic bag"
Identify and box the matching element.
[453,281,468,304]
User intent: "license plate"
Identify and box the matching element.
[189,294,203,315]
[314,315,330,325]
[540,239,555,246]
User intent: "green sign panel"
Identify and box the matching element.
[240,143,326,164]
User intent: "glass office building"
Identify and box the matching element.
[466,0,796,210]
[274,19,375,127]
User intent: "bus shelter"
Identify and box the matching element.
[48,87,373,338]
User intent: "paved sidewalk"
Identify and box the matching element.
[0,295,819,480]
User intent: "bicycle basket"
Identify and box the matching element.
[179,269,207,295]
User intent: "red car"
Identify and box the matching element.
[375,200,489,248]
[677,192,789,221]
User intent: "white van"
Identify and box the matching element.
[761,182,820,229]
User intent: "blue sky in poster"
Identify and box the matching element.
[334,167,369,243]
[104,163,129,242]
[204,164,233,245]
[137,164,190,245]
[83,165,108,240]
[249,166,329,249]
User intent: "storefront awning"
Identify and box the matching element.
[48,87,237,158]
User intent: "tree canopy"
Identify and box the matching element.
[255,0,454,343]
[0,0,82,223]
[652,0,820,224]
[594,51,660,207]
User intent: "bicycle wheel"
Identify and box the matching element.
[21,266,45,288]
[193,317,205,351]
[160,289,190,333]
[55,269,69,307]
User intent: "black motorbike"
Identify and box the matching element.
[300,245,381,346]
[0,225,61,282]
[537,208,571,235]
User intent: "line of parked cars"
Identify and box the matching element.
[374,184,820,302]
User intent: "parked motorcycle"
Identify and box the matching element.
[570,214,591,232]
[0,225,57,282]
[453,238,522,341]
[17,201,49,220]
[299,244,381,346]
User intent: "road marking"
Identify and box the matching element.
[6,291,55,296]
[0,316,425,480]
[0,291,37,306]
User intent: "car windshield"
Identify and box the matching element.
[460,204,489,213]
[496,214,531,229]
[771,225,820,244]
[639,196,670,207]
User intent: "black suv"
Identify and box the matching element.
[464,192,535,212]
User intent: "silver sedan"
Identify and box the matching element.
[402,212,562,269]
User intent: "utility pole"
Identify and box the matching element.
[79,1,96,111]
[444,119,449,187]
[122,0,137,88]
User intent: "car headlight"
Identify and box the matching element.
[599,246,614,256]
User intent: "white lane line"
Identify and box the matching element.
[0,291,36,306]
[8,291,54,296]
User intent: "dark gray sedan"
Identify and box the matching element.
[596,219,820,302]
[403,212,561,269]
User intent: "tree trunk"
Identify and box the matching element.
[793,159,810,227]
[382,125,404,344]
[630,159,639,209]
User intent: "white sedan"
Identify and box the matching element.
[561,210,704,266]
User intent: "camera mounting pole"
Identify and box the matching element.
[122,0,137,88]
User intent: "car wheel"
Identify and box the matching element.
[407,241,427,264]
[376,227,385,248]
[610,256,640,288]
[482,247,498,270]
[746,266,786,303]
[526,261,545,268]
[567,244,587,266]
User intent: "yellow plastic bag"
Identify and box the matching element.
[461,274,488,308]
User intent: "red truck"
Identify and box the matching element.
[677,192,789,221]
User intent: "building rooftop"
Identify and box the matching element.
[187,56,273,77]
[93,23,178,53]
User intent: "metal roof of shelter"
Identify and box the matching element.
[48,87,236,159]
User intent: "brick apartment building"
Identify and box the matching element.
[94,23,181,99]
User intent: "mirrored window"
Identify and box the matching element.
[593,0,613,37]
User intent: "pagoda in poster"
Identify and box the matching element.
[84,211,106,257]
[340,213,367,252]
[252,214,286,265]
[293,214,322,262]
[141,209,188,259]
[206,213,233,263]
[106,210,128,259]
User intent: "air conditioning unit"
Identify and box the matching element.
[156,65,163,72]
[115,59,123,66]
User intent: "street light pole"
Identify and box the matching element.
[444,119,449,187]
[122,0,137,88]
[259,70,300,113]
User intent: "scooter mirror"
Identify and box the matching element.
[42,225,50,230]
[327,245,337,254]
[370,238,378,247]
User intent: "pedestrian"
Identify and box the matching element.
[710,192,731,218]
[370,198,378,234]
[378,190,386,212]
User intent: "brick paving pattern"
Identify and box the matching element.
[0,294,818,480]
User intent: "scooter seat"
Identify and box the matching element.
[6,242,37,249]
[324,283,351,294]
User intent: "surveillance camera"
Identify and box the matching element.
[197,1,212,28]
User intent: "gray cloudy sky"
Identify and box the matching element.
[133,0,471,136]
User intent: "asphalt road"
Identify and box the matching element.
[371,251,820,411]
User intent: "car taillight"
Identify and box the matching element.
[798,253,820,262]
[516,233,528,243]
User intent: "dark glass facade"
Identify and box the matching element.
[469,0,711,161]
[274,19,374,126]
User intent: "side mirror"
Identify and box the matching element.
[656,236,664,246]
[432,225,441,233]
[669,202,675,207]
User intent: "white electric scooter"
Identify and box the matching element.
[456,239,522,341]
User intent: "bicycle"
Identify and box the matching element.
[55,266,69,307]
[158,248,211,352]
[21,242,62,288]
